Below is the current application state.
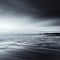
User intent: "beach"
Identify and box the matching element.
[0,34,60,60]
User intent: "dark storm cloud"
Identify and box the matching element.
[0,0,60,26]
[0,0,60,17]
[50,20,60,26]
[28,0,60,17]
[0,0,40,15]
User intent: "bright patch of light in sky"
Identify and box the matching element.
[0,14,60,34]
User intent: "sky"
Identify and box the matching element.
[0,0,60,34]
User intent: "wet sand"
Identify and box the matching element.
[0,35,60,60]
[0,43,60,60]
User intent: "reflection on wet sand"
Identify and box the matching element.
[0,35,60,60]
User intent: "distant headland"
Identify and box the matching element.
[39,33,60,36]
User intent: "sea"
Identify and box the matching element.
[0,34,60,60]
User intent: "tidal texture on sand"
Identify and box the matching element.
[0,34,60,60]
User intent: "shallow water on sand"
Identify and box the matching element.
[0,34,60,60]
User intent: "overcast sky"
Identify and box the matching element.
[0,0,60,34]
